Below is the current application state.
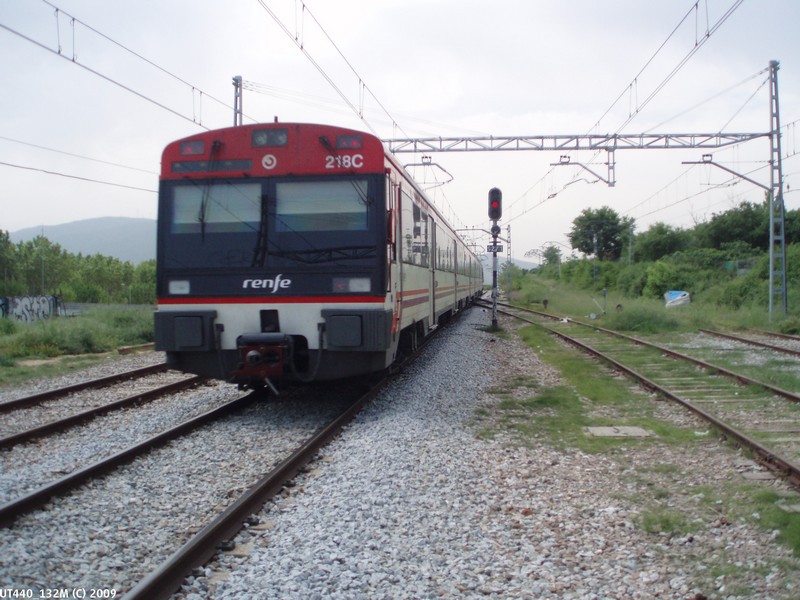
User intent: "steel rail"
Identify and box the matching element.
[0,376,205,449]
[0,392,256,528]
[700,328,800,358]
[753,329,800,343]
[488,303,800,486]
[0,363,168,412]
[123,379,387,600]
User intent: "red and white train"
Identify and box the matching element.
[154,122,483,391]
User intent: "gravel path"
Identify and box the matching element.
[175,308,800,599]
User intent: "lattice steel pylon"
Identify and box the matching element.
[768,60,787,318]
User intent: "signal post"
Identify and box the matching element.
[487,188,502,328]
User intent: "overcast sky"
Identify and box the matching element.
[1,0,798,261]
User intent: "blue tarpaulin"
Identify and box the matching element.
[664,290,690,307]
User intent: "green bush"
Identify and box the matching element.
[642,262,692,299]
[88,307,154,344]
[0,306,153,360]
[11,320,115,357]
[605,305,681,334]
[778,317,800,335]
[616,263,649,298]
[0,319,17,336]
[702,275,764,310]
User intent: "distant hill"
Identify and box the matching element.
[10,217,156,264]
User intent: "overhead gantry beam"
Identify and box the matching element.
[382,132,768,154]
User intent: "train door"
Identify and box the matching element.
[392,180,403,342]
[452,236,459,310]
[429,214,436,327]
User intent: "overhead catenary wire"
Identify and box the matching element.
[0,135,158,175]
[642,68,769,134]
[508,0,750,237]
[1,0,262,194]
[40,0,236,118]
[0,160,157,193]
[631,163,770,221]
[605,0,746,136]
[2,0,259,129]
[241,80,490,137]
[0,21,207,129]
[256,0,382,137]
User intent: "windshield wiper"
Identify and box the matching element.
[196,140,222,241]
[251,193,269,267]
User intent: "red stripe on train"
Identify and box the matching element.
[158,295,386,305]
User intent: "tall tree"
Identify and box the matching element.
[0,230,20,295]
[16,237,75,295]
[568,206,633,261]
[696,201,768,251]
[634,222,690,262]
[542,245,562,267]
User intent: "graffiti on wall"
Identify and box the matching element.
[0,295,60,322]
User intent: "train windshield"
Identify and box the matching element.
[172,183,261,234]
[275,180,369,232]
[160,176,380,269]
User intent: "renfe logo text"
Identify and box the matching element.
[242,274,292,293]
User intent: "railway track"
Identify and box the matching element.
[482,300,800,487]
[0,363,168,412]
[0,374,204,449]
[0,388,253,526]
[125,321,445,599]
[1,309,453,596]
[123,379,386,600]
[0,366,242,506]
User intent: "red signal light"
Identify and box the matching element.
[488,187,502,220]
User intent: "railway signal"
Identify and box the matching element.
[488,187,502,220]
[488,187,502,328]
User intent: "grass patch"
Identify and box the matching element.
[0,306,154,387]
[512,277,782,334]
[638,508,689,535]
[477,323,694,452]
[744,488,800,556]
[604,305,681,334]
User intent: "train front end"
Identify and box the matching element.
[154,123,394,391]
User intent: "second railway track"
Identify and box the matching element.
[484,300,800,487]
[0,378,366,594]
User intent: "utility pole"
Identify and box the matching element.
[768,60,786,317]
[680,62,785,318]
[233,75,243,126]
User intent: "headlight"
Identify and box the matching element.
[168,280,190,294]
[332,277,371,293]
